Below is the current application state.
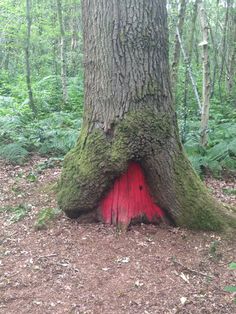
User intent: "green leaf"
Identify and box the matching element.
[229,262,236,270]
[224,286,236,293]
[34,207,61,230]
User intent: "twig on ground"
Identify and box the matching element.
[37,253,57,260]
[171,257,213,279]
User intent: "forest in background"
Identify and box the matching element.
[0,0,236,178]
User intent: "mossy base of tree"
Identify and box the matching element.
[173,155,236,231]
[57,108,236,232]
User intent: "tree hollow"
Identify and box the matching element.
[101,161,164,225]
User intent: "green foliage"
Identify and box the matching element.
[36,157,63,172]
[224,262,236,304]
[33,75,63,111]
[222,188,236,196]
[0,109,81,163]
[224,286,236,293]
[34,207,61,230]
[25,74,84,113]
[26,172,38,182]
[208,240,222,260]
[67,75,84,114]
[27,112,81,156]
[228,262,236,270]
[0,143,29,164]
[0,204,31,223]
[184,119,236,177]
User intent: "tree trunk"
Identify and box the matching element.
[198,1,211,147]
[56,0,68,106]
[182,0,200,141]
[171,0,187,95]
[177,28,202,112]
[209,1,220,98]
[226,9,236,100]
[69,0,81,77]
[25,0,37,115]
[218,0,230,101]
[57,0,236,231]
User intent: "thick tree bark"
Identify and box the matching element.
[58,0,236,231]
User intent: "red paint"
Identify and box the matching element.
[101,162,164,225]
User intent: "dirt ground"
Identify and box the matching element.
[0,157,235,314]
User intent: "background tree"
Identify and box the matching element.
[56,0,68,106]
[57,0,236,231]
[226,2,236,98]
[171,0,187,95]
[198,0,211,147]
[25,0,36,115]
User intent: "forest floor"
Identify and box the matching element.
[0,156,235,314]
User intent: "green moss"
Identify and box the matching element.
[113,109,172,159]
[57,129,114,216]
[173,152,229,231]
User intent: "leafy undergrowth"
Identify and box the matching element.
[0,157,236,313]
[0,111,81,164]
[0,203,31,223]
[183,120,236,178]
[1,98,236,181]
[34,207,62,230]
[224,262,236,304]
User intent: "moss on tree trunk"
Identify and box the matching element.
[57,108,236,231]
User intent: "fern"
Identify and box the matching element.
[0,143,29,164]
[38,128,79,156]
[186,136,236,177]
[228,139,236,156]
[188,155,207,175]
[0,204,31,222]
[207,142,229,162]
[34,207,61,230]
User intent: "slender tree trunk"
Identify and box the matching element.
[198,1,211,147]
[58,0,236,232]
[182,0,200,141]
[226,9,236,101]
[171,0,187,95]
[51,6,59,77]
[176,28,202,112]
[209,2,220,98]
[70,0,81,77]
[218,0,230,101]
[227,42,236,100]
[56,0,68,106]
[25,0,36,115]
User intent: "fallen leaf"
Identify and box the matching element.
[180,272,190,284]
[180,297,187,305]
[135,280,144,287]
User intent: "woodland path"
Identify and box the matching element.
[0,157,235,314]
